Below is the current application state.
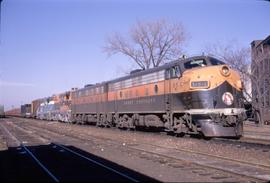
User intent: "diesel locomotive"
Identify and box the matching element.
[71,55,246,138]
[5,55,245,138]
[36,91,72,122]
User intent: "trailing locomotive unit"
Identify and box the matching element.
[72,56,245,137]
[36,91,72,122]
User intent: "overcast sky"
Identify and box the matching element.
[0,0,269,110]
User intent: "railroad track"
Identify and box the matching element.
[17,116,270,146]
[0,120,153,182]
[0,122,56,181]
[212,137,270,152]
[20,118,270,162]
[14,116,270,147]
[9,118,270,182]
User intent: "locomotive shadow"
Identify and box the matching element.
[0,144,159,182]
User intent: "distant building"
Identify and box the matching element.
[251,35,270,123]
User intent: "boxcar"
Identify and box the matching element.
[21,104,31,118]
[31,98,46,118]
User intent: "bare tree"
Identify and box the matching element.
[104,19,188,70]
[250,57,270,125]
[205,42,269,125]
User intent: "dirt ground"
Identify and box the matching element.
[0,133,7,151]
[0,117,269,182]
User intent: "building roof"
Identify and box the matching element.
[258,35,270,47]
[251,35,270,48]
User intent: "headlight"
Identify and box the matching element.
[220,65,230,76]
[190,81,209,89]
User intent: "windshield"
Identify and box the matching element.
[209,58,225,65]
[184,59,207,69]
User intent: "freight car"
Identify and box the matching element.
[5,107,21,117]
[31,98,47,118]
[71,55,246,138]
[21,104,31,118]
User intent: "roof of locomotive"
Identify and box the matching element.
[75,55,224,92]
[106,55,223,84]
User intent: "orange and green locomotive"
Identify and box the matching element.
[71,55,245,138]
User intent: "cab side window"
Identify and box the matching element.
[165,65,181,79]
[170,65,181,78]
[165,69,170,79]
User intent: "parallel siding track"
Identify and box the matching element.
[7,117,270,182]
[0,120,153,182]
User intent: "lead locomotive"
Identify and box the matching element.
[71,56,245,138]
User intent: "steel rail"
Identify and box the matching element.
[23,121,270,170]
[20,123,269,181]
[21,144,59,182]
[5,121,140,182]
[0,121,59,182]
[53,143,139,183]
[11,118,270,181]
